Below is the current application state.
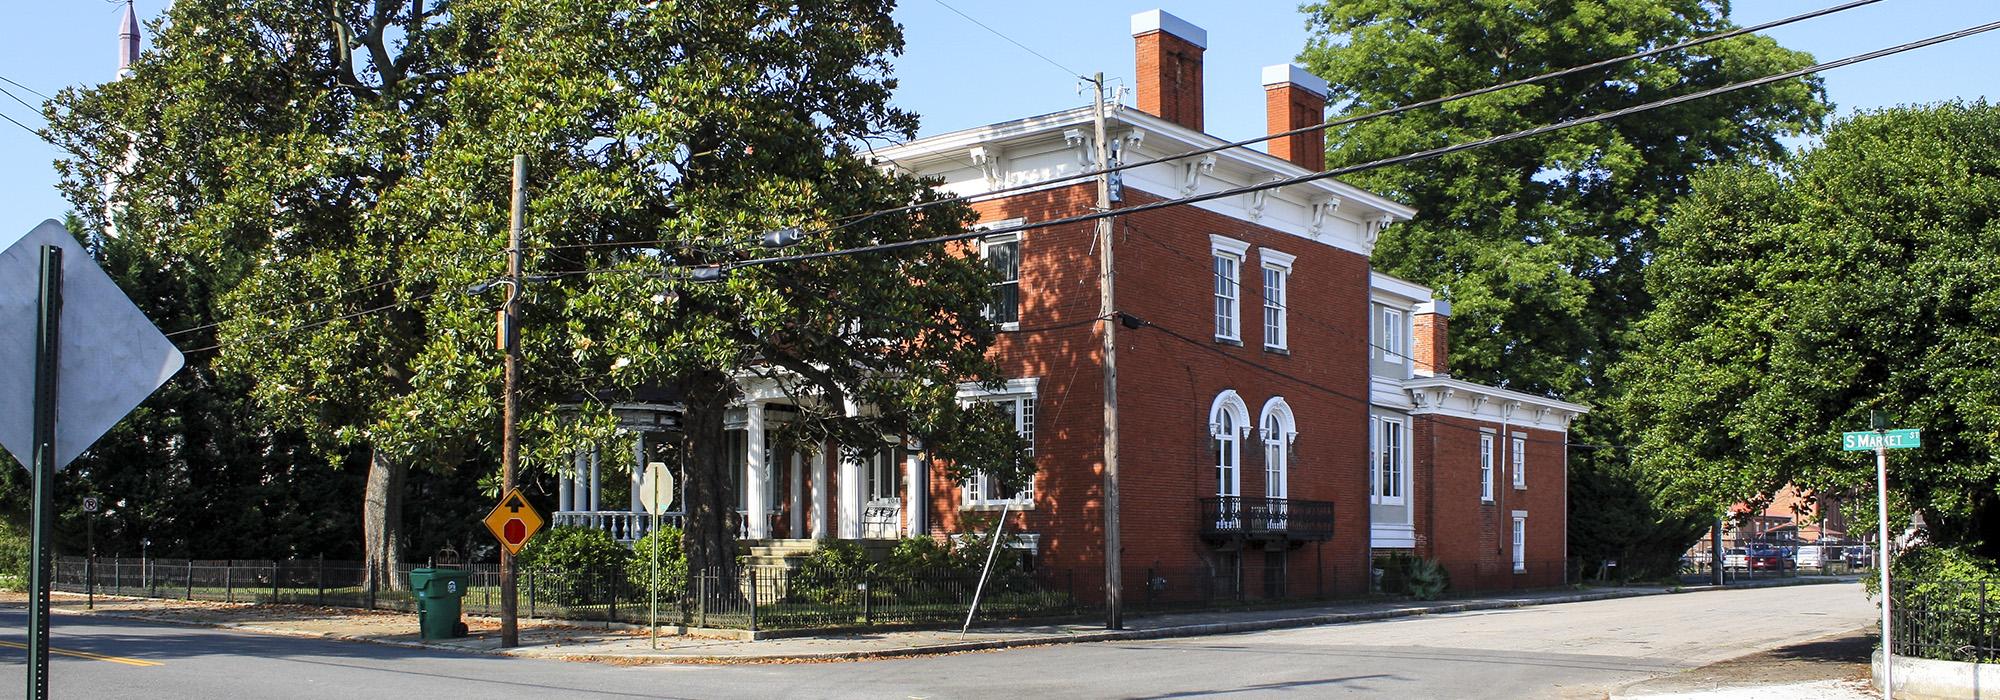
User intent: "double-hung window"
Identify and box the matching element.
[1479,432,1495,503]
[1259,248,1294,351]
[1371,416,1406,505]
[980,232,1021,329]
[1512,512,1527,573]
[1211,236,1250,342]
[964,390,1036,506]
[1380,307,1406,364]
[1512,433,1527,489]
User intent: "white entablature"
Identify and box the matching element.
[870,106,1415,258]
[1404,376,1588,431]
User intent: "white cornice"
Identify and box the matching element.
[1403,376,1588,430]
[869,106,1418,259]
[1370,272,1432,305]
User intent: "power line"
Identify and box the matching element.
[0,74,54,102]
[930,0,1084,80]
[535,0,1884,255]
[173,15,1995,366]
[725,18,2000,273]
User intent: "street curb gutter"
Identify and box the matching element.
[38,577,1854,664]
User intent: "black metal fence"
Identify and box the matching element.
[1892,579,2000,662]
[48,556,1084,632]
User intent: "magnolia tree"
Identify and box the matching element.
[50,0,1030,584]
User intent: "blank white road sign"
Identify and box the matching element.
[0,219,184,471]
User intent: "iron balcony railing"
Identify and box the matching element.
[1199,496,1334,541]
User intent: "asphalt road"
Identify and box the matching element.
[0,582,1874,699]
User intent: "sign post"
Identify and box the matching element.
[638,461,673,648]
[1845,423,1921,700]
[26,246,60,699]
[2,221,184,700]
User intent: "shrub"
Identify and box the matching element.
[0,524,27,585]
[788,539,870,607]
[1405,557,1451,600]
[516,526,630,604]
[624,525,688,600]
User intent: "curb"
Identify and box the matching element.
[37,576,1859,664]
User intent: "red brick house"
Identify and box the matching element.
[555,9,1586,600]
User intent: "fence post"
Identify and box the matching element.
[608,566,618,628]
[113,556,121,595]
[749,568,759,632]
[528,567,536,619]
[186,559,194,600]
[367,565,377,610]
[698,571,707,629]
[225,560,234,603]
[862,567,872,627]
[272,560,282,603]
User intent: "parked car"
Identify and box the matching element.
[1847,546,1875,567]
[1796,545,1826,568]
[1745,544,1792,571]
[1724,548,1748,571]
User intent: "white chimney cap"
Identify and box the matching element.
[1131,9,1207,49]
[1261,64,1329,97]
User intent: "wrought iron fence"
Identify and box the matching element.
[49,555,1081,632]
[1892,579,2000,663]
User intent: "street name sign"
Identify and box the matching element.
[0,220,183,471]
[483,488,544,555]
[1843,429,1921,451]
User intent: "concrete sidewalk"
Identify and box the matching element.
[23,575,1856,664]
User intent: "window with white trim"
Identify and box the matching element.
[965,394,1035,506]
[980,233,1021,329]
[1479,432,1495,503]
[1512,433,1527,489]
[1371,416,1406,505]
[865,448,901,502]
[1211,236,1250,342]
[1260,398,1294,501]
[1512,513,1527,573]
[1259,249,1294,351]
[1210,391,1250,501]
[1381,307,1406,364]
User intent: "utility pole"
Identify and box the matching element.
[1090,72,1122,630]
[500,155,526,648]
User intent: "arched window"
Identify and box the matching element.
[1259,398,1295,502]
[1208,391,1250,500]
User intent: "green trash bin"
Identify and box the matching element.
[409,567,470,639]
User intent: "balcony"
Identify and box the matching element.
[1199,497,1334,543]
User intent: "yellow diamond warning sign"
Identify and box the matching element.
[483,488,544,555]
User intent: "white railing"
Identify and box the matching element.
[553,510,682,542]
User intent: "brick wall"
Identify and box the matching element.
[1412,413,1569,588]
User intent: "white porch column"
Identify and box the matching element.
[789,451,805,536]
[810,446,830,539]
[904,441,925,537]
[589,444,602,512]
[630,433,645,513]
[838,400,865,539]
[745,401,771,539]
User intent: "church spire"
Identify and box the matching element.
[118,1,140,79]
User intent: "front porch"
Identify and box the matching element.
[553,390,933,547]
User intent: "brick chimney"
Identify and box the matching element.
[1412,300,1450,376]
[1131,10,1206,132]
[1262,64,1327,171]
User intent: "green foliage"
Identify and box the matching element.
[1621,102,2000,555]
[0,524,27,591]
[518,526,629,602]
[1299,0,1830,571]
[789,539,873,607]
[1878,546,2000,662]
[1405,558,1451,601]
[624,525,688,598]
[1567,457,1712,582]
[44,0,1030,575]
[1373,553,1449,599]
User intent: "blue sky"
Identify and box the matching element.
[0,1,1994,229]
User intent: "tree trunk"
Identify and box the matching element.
[680,376,738,581]
[362,446,407,591]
